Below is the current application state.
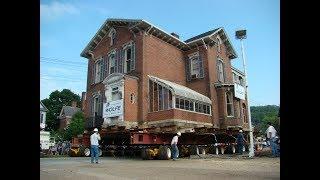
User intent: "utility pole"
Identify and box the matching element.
[236,30,254,158]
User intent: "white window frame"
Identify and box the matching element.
[217,59,225,82]
[188,52,200,78]
[123,43,133,73]
[226,91,234,117]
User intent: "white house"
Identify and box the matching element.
[40,101,53,150]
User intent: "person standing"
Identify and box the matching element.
[90,128,101,163]
[266,122,279,157]
[171,132,181,161]
[236,130,246,155]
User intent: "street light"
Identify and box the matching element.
[235,29,254,158]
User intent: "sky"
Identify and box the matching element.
[40,0,280,106]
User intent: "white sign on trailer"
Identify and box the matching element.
[234,83,245,100]
[103,99,123,118]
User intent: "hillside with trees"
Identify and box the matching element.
[250,105,280,136]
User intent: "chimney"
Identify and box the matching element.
[71,101,77,108]
[170,32,179,39]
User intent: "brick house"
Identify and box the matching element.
[80,18,249,133]
[58,101,81,130]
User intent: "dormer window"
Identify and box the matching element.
[108,28,116,46]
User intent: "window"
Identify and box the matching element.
[108,28,116,46]
[95,60,103,83]
[175,98,180,109]
[242,103,248,123]
[109,53,116,74]
[40,113,44,124]
[239,76,244,86]
[217,59,224,82]
[158,85,163,110]
[93,96,100,116]
[149,80,154,111]
[125,47,132,72]
[138,135,143,142]
[190,56,200,78]
[186,52,203,81]
[149,80,173,112]
[226,91,234,117]
[130,93,135,104]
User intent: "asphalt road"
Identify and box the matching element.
[40,156,280,180]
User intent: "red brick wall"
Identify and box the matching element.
[141,34,186,123]
[124,76,139,122]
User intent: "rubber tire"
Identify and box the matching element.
[84,148,90,157]
[159,146,171,160]
[199,147,206,155]
[189,145,199,155]
[141,149,148,160]
[99,148,103,157]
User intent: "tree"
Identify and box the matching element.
[63,111,85,141]
[41,89,81,131]
[250,105,280,136]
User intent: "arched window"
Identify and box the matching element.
[226,91,234,117]
[108,28,116,46]
[242,103,248,123]
[217,59,225,82]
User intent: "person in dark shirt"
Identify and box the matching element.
[237,130,246,155]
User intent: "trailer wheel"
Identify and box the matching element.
[189,145,199,155]
[141,149,152,160]
[84,148,90,157]
[199,147,206,155]
[159,146,171,160]
[99,148,103,157]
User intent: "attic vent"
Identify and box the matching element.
[170,32,179,39]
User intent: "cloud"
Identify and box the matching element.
[40,1,79,21]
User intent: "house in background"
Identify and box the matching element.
[40,101,52,150]
[40,101,48,130]
[58,101,81,130]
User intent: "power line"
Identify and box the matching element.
[40,60,87,67]
[40,56,87,64]
[40,77,86,83]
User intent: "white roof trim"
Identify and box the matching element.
[148,75,212,104]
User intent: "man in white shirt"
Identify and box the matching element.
[266,122,279,157]
[90,128,101,163]
[171,132,181,160]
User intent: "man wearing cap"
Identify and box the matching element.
[171,132,181,160]
[236,130,246,155]
[90,128,101,163]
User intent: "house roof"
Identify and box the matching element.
[231,66,245,76]
[59,106,81,118]
[80,18,237,59]
[184,28,220,43]
[148,75,212,104]
[40,101,48,112]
